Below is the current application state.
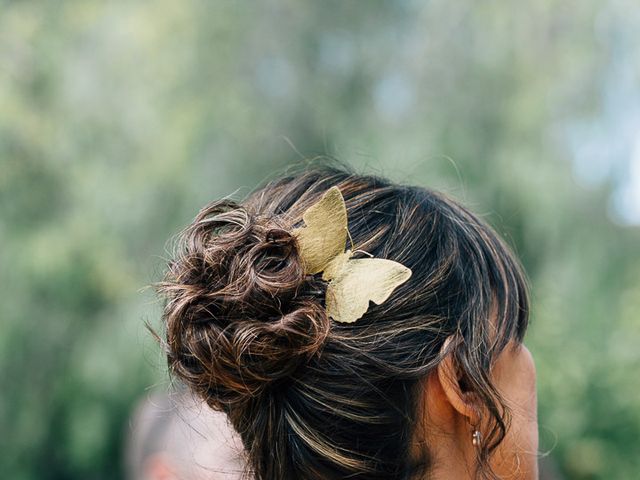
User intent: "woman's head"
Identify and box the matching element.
[156,163,537,479]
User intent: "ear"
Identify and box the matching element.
[436,336,480,424]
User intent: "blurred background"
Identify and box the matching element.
[1,1,639,479]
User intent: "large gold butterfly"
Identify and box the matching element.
[292,186,412,324]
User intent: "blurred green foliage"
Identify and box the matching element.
[1,1,639,479]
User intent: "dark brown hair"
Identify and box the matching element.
[155,162,530,479]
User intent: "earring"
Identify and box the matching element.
[472,429,482,447]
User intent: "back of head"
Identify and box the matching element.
[156,163,530,479]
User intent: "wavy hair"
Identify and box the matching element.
[155,163,530,479]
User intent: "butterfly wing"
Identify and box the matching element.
[292,186,349,275]
[326,258,412,324]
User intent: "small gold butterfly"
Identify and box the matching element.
[292,186,412,324]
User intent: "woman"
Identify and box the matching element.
[156,163,538,479]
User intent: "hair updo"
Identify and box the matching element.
[160,202,331,404]
[155,163,530,480]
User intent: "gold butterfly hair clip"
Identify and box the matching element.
[292,186,412,324]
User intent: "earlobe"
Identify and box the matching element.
[436,336,481,425]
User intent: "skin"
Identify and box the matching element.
[415,339,539,479]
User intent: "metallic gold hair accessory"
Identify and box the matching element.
[292,186,412,324]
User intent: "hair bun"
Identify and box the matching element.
[157,200,330,408]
